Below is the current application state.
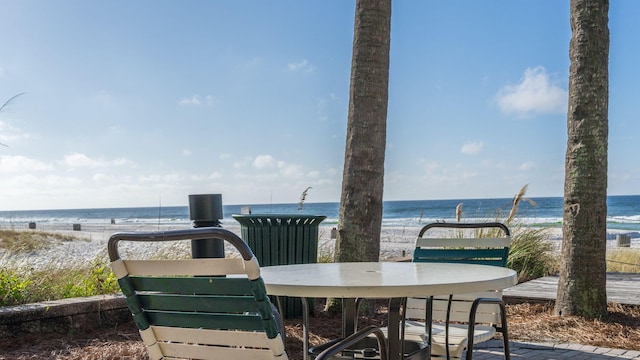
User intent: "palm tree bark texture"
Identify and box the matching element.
[336,0,391,263]
[555,0,609,319]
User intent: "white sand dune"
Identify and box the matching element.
[1,223,637,271]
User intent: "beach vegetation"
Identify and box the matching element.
[0,231,197,306]
[297,186,312,211]
[0,229,86,254]
[317,240,335,263]
[0,268,31,305]
[507,227,558,282]
[0,258,119,307]
[457,184,560,282]
[607,249,640,272]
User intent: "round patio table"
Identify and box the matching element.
[261,262,517,360]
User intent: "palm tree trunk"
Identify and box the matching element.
[555,0,609,319]
[336,0,392,262]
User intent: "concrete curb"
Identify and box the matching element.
[0,294,131,337]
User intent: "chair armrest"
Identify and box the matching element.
[468,297,506,328]
[315,325,389,360]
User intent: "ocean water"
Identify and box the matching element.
[1,195,639,232]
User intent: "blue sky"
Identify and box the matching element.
[1,1,638,210]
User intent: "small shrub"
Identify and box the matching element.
[90,260,120,294]
[0,268,31,305]
[0,257,120,306]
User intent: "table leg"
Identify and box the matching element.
[387,297,406,360]
[342,298,358,337]
[301,297,310,360]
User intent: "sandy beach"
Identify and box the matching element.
[2,221,639,272]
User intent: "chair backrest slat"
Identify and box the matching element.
[413,248,509,267]
[159,342,277,360]
[145,309,265,330]
[152,325,275,347]
[123,258,247,276]
[129,276,253,295]
[415,237,511,248]
[137,293,259,313]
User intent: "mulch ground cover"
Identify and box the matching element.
[1,300,639,360]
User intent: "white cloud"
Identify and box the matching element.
[519,161,537,171]
[64,153,105,168]
[253,154,277,169]
[0,155,53,173]
[113,158,135,167]
[495,66,567,116]
[307,170,320,179]
[93,173,112,182]
[288,59,314,73]
[0,120,33,144]
[179,94,215,107]
[233,156,252,168]
[0,66,4,77]
[179,95,201,106]
[460,141,484,155]
[63,153,132,169]
[280,164,304,179]
[182,149,191,156]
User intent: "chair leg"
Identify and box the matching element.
[465,321,476,360]
[445,294,453,360]
[466,298,511,360]
[498,300,511,360]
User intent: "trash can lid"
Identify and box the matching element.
[232,214,326,225]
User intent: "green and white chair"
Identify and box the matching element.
[395,222,512,360]
[108,227,387,360]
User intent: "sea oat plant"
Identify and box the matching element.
[298,186,312,211]
[0,93,26,147]
[455,184,558,282]
[504,185,558,281]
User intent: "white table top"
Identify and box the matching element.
[261,262,518,298]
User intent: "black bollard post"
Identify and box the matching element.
[189,194,225,258]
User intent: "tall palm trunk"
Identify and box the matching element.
[555,0,609,319]
[336,0,392,262]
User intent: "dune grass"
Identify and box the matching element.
[0,229,222,306]
[0,229,85,254]
[607,248,640,272]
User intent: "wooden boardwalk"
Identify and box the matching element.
[504,273,640,305]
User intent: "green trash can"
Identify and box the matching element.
[232,214,326,318]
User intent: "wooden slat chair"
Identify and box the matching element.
[401,222,512,360]
[108,227,388,360]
